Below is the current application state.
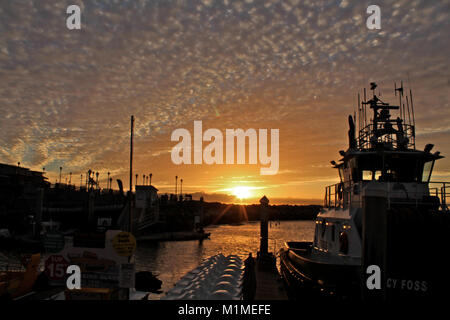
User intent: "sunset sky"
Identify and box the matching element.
[0,0,449,204]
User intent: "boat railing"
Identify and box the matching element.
[324,181,449,212]
[428,181,449,211]
[358,123,415,150]
[385,181,449,212]
[323,182,348,209]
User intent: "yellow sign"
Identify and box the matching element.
[112,232,136,257]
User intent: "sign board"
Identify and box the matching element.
[112,232,136,257]
[45,255,70,282]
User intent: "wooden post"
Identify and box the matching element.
[259,196,269,257]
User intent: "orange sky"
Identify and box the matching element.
[0,1,449,204]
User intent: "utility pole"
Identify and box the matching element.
[59,167,62,184]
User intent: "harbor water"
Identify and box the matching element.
[135,220,315,299]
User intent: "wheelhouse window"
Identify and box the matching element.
[362,170,382,181]
[351,154,433,183]
[362,170,372,181]
[422,160,435,183]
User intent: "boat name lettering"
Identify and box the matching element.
[387,278,428,292]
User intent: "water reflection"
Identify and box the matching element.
[135,220,314,299]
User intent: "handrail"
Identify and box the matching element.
[323,181,449,211]
[357,123,415,150]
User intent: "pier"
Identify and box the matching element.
[254,267,287,300]
[251,196,288,300]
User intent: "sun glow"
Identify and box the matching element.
[231,186,252,199]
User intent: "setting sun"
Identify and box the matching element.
[231,186,252,199]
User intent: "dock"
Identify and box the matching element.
[254,267,288,300]
[252,195,288,300]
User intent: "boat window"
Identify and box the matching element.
[362,170,372,181]
[338,167,344,183]
[422,160,434,183]
[374,170,382,180]
[355,155,425,183]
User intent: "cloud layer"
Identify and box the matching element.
[0,0,449,201]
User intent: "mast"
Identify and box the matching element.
[363,88,367,127]
[401,81,404,120]
[410,89,416,128]
[358,93,361,135]
[406,96,412,128]
[129,115,134,233]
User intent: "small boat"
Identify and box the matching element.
[280,82,449,300]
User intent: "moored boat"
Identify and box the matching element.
[280,82,450,300]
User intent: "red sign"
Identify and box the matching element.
[45,255,69,281]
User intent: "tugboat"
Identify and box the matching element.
[280,82,449,300]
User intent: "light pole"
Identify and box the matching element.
[87,169,92,189]
[59,167,62,184]
[175,175,178,197]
